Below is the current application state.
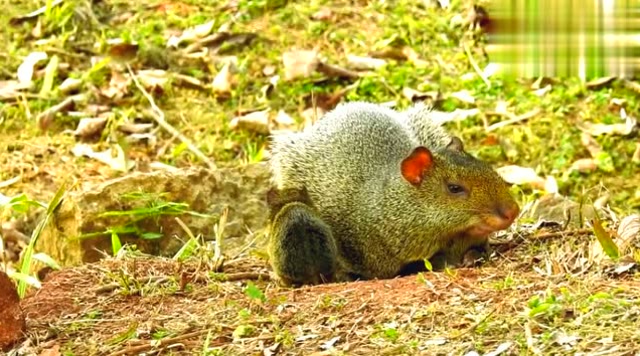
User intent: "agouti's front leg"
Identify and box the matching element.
[423,234,491,271]
[268,202,339,287]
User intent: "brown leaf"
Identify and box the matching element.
[229,110,270,135]
[282,49,320,81]
[632,143,640,163]
[311,7,334,21]
[9,0,63,25]
[0,271,26,351]
[585,77,616,90]
[37,94,86,130]
[401,46,429,67]
[73,117,108,140]
[577,115,637,136]
[117,123,154,134]
[274,110,296,130]
[347,55,387,71]
[317,62,360,80]
[107,41,139,63]
[448,89,475,104]
[580,132,602,157]
[101,70,131,99]
[167,20,216,48]
[496,165,550,191]
[617,214,640,252]
[402,87,441,103]
[58,78,83,94]
[0,80,33,100]
[137,70,169,93]
[212,62,234,95]
[569,158,597,173]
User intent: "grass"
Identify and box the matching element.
[1,0,640,354]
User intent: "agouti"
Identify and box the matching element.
[267,101,519,286]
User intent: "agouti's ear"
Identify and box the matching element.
[401,146,434,186]
[446,136,465,152]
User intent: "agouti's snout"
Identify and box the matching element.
[495,201,520,229]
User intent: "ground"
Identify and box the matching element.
[2,0,640,355]
[18,231,640,355]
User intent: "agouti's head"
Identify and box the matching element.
[400,137,519,239]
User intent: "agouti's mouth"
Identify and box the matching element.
[466,210,518,237]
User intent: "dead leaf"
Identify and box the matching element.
[346,55,387,71]
[482,62,501,78]
[320,336,341,350]
[402,87,440,103]
[448,90,475,104]
[212,62,234,95]
[533,84,552,97]
[262,65,276,76]
[302,107,326,128]
[311,7,334,21]
[101,70,131,99]
[137,70,169,93]
[17,51,48,84]
[0,270,26,351]
[585,77,616,90]
[38,345,61,356]
[0,80,33,100]
[580,132,602,157]
[125,133,157,147]
[117,123,154,134]
[72,117,108,140]
[107,40,139,63]
[37,94,87,129]
[9,0,63,25]
[577,114,637,136]
[429,108,481,124]
[632,143,640,163]
[274,110,296,129]
[230,110,270,135]
[617,214,640,252]
[31,19,43,38]
[402,46,429,67]
[485,341,513,356]
[58,78,83,94]
[167,20,216,48]
[71,143,135,172]
[263,342,281,356]
[282,49,320,80]
[317,62,360,80]
[569,158,598,173]
[496,165,547,190]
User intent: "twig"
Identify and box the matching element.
[94,276,169,294]
[529,228,592,240]
[204,272,271,282]
[485,108,541,132]
[463,42,491,88]
[95,272,270,294]
[106,330,212,356]
[126,64,217,170]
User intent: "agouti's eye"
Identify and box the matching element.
[447,184,465,195]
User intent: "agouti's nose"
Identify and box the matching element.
[496,203,519,225]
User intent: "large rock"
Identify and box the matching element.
[36,163,271,266]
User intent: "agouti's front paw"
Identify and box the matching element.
[460,246,490,267]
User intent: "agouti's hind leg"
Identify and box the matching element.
[268,203,338,287]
